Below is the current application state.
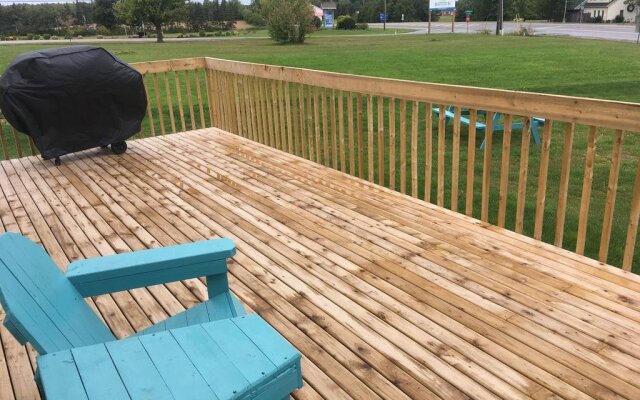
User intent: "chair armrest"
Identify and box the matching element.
[67,238,236,297]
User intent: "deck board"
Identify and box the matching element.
[1,128,640,399]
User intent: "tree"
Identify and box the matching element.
[114,0,187,43]
[94,0,118,30]
[261,0,315,44]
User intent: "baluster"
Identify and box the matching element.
[348,92,355,175]
[425,103,433,202]
[195,69,206,129]
[576,126,598,255]
[164,72,177,133]
[437,104,445,206]
[174,71,186,132]
[599,129,624,263]
[367,94,374,182]
[465,109,477,216]
[534,121,553,240]
[411,101,418,198]
[389,98,396,190]
[451,106,461,210]
[497,114,513,228]
[185,70,197,131]
[554,123,574,246]
[357,93,364,179]
[330,89,338,169]
[152,73,166,135]
[481,112,494,222]
[338,90,345,172]
[623,156,640,271]
[378,96,385,185]
[322,88,329,166]
[285,82,293,154]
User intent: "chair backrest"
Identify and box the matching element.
[0,232,114,354]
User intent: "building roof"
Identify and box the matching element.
[584,2,612,7]
[320,2,337,9]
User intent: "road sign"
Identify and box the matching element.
[465,10,473,16]
[430,0,456,11]
[379,13,389,22]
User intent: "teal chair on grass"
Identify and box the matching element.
[0,232,302,399]
[433,106,543,149]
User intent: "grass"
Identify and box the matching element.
[1,34,639,272]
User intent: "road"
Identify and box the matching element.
[1,21,638,46]
[370,21,640,42]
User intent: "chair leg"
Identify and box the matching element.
[531,120,543,144]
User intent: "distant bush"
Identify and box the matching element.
[312,17,322,29]
[592,15,604,23]
[262,0,316,44]
[43,33,51,40]
[355,22,368,30]
[96,25,111,36]
[336,15,356,30]
[199,30,206,37]
[50,35,59,40]
[614,15,624,23]
[27,33,34,40]
[243,9,267,27]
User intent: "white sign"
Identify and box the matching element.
[430,0,456,10]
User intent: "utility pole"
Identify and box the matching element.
[383,0,387,31]
[428,2,432,34]
[563,0,568,22]
[496,0,503,35]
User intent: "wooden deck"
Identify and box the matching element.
[1,128,639,400]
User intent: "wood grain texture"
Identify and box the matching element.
[2,128,640,400]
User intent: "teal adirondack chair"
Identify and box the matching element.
[0,232,302,399]
[433,106,543,149]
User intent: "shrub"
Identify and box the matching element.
[356,22,368,30]
[592,15,604,23]
[27,34,34,40]
[50,35,59,40]
[312,17,322,29]
[43,33,51,40]
[199,30,206,37]
[262,0,315,44]
[243,9,267,27]
[614,15,624,23]
[96,25,112,36]
[336,15,356,30]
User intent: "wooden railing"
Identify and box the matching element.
[1,56,640,273]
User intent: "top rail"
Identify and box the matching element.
[204,57,640,132]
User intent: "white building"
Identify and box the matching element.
[579,0,637,22]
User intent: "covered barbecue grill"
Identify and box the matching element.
[0,46,147,164]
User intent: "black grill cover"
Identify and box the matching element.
[0,46,146,159]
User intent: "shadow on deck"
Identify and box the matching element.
[1,129,639,400]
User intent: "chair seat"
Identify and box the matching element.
[37,314,303,400]
[135,292,247,336]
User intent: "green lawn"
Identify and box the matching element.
[1,34,639,272]
[1,34,639,103]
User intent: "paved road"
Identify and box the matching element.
[1,21,638,46]
[370,21,640,42]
